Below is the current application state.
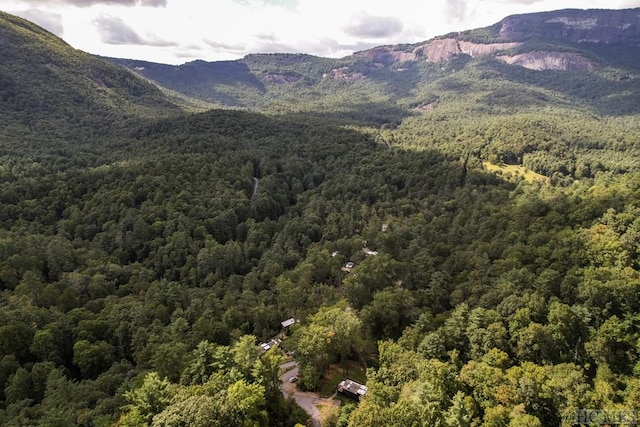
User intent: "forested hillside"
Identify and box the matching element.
[1,9,640,427]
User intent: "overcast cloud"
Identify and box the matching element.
[232,0,297,8]
[94,14,175,46]
[446,0,469,23]
[19,8,64,35]
[15,0,166,6]
[93,15,143,44]
[496,0,543,4]
[1,0,638,64]
[344,12,404,39]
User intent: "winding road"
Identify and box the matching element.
[251,177,259,198]
[280,362,340,427]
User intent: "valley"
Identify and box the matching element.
[0,7,639,427]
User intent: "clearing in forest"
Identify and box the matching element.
[483,162,549,184]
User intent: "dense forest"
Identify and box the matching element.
[1,9,640,427]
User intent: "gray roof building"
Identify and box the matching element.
[337,379,368,401]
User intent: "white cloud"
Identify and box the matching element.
[16,0,167,6]
[344,12,404,39]
[18,8,64,35]
[93,14,175,46]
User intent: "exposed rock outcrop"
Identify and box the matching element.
[265,73,300,84]
[413,102,437,112]
[323,67,364,81]
[355,47,417,65]
[414,38,461,62]
[497,51,597,71]
[458,41,521,57]
[414,39,521,62]
[351,8,639,73]
[497,8,640,43]
[356,39,520,64]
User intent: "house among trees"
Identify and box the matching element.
[259,338,281,352]
[281,318,295,328]
[281,317,299,329]
[337,379,368,401]
[280,317,300,336]
[341,261,355,273]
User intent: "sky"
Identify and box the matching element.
[2,0,640,65]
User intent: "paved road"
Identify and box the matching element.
[280,362,340,427]
[251,177,259,198]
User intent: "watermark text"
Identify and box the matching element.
[573,410,638,425]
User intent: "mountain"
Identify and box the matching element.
[102,7,640,178]
[1,7,640,427]
[103,8,640,113]
[359,8,640,71]
[493,7,640,43]
[0,11,182,174]
[2,6,639,180]
[0,11,179,137]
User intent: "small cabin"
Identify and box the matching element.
[281,317,300,336]
[281,318,299,329]
[337,379,368,401]
[259,338,281,352]
[341,261,355,273]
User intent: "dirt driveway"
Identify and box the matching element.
[280,362,341,427]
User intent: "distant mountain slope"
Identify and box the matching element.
[104,53,343,111]
[102,8,640,118]
[362,8,640,71]
[0,11,179,137]
[493,7,640,43]
[2,9,639,181]
[100,57,267,107]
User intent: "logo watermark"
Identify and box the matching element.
[573,409,638,425]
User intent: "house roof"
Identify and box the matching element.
[337,379,368,397]
[342,261,355,273]
[260,338,281,352]
[281,317,298,328]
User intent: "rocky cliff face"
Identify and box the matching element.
[353,46,418,65]
[415,39,521,62]
[354,39,520,65]
[354,37,594,71]
[354,8,639,72]
[497,8,640,43]
[497,51,597,71]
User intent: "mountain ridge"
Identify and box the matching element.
[494,7,640,43]
[101,7,640,111]
[0,11,179,133]
[1,8,640,427]
[353,7,640,70]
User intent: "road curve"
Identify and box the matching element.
[280,362,340,427]
[251,177,259,198]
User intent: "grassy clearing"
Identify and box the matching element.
[483,162,549,184]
